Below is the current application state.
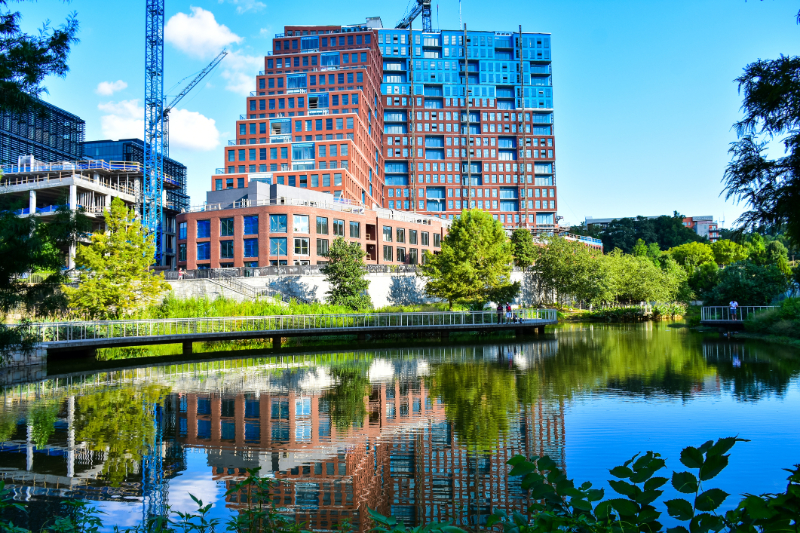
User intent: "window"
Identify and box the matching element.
[383,245,393,261]
[409,230,417,245]
[421,231,429,246]
[293,215,309,233]
[433,233,441,247]
[197,220,210,238]
[220,218,234,237]
[349,221,360,238]
[244,238,258,258]
[243,215,258,235]
[317,238,329,256]
[270,214,287,232]
[220,240,234,259]
[397,247,406,262]
[270,238,288,255]
[333,219,345,236]
[409,248,418,264]
[178,243,186,261]
[294,237,310,255]
[383,225,392,241]
[197,242,210,260]
[316,216,328,234]
[396,228,405,243]
[179,222,187,240]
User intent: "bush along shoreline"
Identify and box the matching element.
[563,303,688,323]
[2,437,798,533]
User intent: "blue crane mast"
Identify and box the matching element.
[143,0,165,264]
[396,0,432,32]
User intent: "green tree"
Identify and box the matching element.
[723,38,800,243]
[418,209,513,309]
[597,214,704,254]
[509,228,536,269]
[765,240,792,277]
[29,402,59,448]
[632,238,648,258]
[0,1,79,117]
[320,363,370,431]
[705,261,788,306]
[0,202,90,318]
[64,198,169,319]
[321,237,372,310]
[667,241,715,272]
[743,233,767,264]
[711,239,748,267]
[688,261,719,299]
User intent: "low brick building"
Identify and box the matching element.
[176,184,448,269]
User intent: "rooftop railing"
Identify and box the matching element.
[184,196,366,215]
[21,308,558,344]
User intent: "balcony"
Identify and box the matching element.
[286,88,307,94]
[270,134,291,143]
[215,168,227,174]
[308,109,330,116]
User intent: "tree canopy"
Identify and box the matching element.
[418,209,515,309]
[321,237,372,310]
[64,198,169,319]
[0,0,80,116]
[572,214,705,254]
[510,228,536,269]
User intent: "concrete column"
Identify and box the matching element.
[69,184,77,210]
[182,341,192,355]
[67,396,75,478]
[68,242,76,270]
[26,424,34,471]
[105,194,112,212]
[29,190,36,215]
[272,335,281,349]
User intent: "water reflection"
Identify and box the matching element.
[1,324,799,531]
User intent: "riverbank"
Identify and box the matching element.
[560,303,686,323]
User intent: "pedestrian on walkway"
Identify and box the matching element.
[178,267,184,280]
[505,303,512,323]
[730,300,739,320]
[496,302,504,324]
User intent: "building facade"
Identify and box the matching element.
[199,18,555,230]
[0,98,84,166]
[84,138,190,268]
[178,184,446,268]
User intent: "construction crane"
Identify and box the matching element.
[143,0,165,264]
[163,50,228,157]
[396,0,432,32]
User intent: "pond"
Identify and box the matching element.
[1,323,799,531]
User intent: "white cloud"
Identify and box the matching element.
[258,27,272,38]
[221,0,266,14]
[165,7,242,59]
[98,99,143,140]
[96,80,128,96]
[168,108,220,151]
[220,50,262,95]
[97,100,219,152]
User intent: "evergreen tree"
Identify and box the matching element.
[509,228,536,269]
[418,209,514,309]
[64,198,169,319]
[321,237,372,310]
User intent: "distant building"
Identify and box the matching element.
[83,138,189,268]
[0,98,84,165]
[584,215,720,243]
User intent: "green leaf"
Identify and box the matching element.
[507,455,526,466]
[672,471,699,494]
[634,489,663,505]
[697,440,714,454]
[571,498,593,512]
[633,453,653,473]
[587,488,605,502]
[521,472,544,489]
[630,467,658,484]
[530,483,556,499]
[695,488,728,512]
[644,477,669,491]
[665,498,694,521]
[610,466,633,478]
[609,480,641,498]
[698,454,728,482]
[537,456,557,472]
[608,498,639,516]
[623,454,640,468]
[737,495,772,520]
[508,462,536,477]
[594,500,614,520]
[680,447,704,469]
[638,505,661,523]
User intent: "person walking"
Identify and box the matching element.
[505,303,512,323]
[177,267,184,280]
[496,302,504,324]
[730,300,739,320]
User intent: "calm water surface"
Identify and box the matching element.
[1,323,799,530]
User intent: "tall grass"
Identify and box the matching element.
[134,294,355,319]
[745,297,800,339]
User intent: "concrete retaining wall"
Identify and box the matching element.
[165,271,528,308]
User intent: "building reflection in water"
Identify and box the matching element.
[0,342,565,531]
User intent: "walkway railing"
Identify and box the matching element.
[700,306,777,322]
[22,309,558,344]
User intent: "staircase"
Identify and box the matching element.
[210,271,309,303]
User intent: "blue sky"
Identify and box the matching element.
[17,0,799,227]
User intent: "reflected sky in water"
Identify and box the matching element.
[1,323,799,531]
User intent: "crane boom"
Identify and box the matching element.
[396,0,432,32]
[163,49,227,157]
